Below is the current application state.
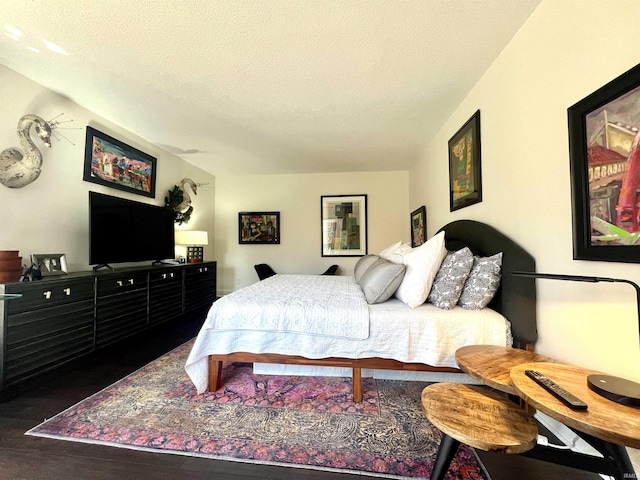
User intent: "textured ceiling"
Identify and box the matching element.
[0,0,540,176]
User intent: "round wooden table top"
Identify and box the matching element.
[421,383,538,454]
[511,362,640,450]
[455,345,555,395]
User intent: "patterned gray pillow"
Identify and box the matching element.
[354,254,380,283]
[458,252,503,310]
[358,258,406,304]
[427,247,474,309]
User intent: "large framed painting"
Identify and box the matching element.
[321,194,367,257]
[239,212,280,244]
[410,205,427,247]
[448,110,482,212]
[568,63,640,263]
[83,126,157,198]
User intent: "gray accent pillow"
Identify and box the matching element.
[427,247,474,309]
[358,258,406,304]
[458,252,503,310]
[354,254,380,283]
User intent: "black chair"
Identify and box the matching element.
[254,263,277,280]
[321,264,339,275]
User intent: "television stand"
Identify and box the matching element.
[92,264,114,271]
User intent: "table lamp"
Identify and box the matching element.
[175,230,208,263]
[513,271,640,407]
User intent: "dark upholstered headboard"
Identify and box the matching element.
[437,220,537,348]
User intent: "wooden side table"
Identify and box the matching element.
[511,362,640,450]
[422,383,537,480]
[450,345,638,480]
[455,344,555,394]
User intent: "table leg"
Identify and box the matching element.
[430,433,460,480]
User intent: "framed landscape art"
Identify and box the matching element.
[568,63,640,263]
[321,195,367,257]
[448,110,482,211]
[83,126,157,198]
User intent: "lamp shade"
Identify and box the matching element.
[175,230,209,246]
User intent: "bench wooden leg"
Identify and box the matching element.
[208,356,223,392]
[430,433,460,480]
[352,367,362,402]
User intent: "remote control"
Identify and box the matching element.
[525,370,588,411]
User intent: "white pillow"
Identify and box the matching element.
[394,231,447,308]
[380,242,413,264]
[379,241,402,259]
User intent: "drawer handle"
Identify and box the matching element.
[129,278,134,285]
[63,288,71,296]
[43,291,52,299]
[163,273,175,279]
[117,280,123,287]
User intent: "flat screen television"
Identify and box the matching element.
[89,191,175,270]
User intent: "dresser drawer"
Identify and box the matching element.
[96,271,148,297]
[5,278,95,314]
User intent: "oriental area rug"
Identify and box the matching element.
[27,340,490,480]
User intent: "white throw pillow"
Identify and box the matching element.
[380,242,413,264]
[394,231,447,308]
[379,241,402,260]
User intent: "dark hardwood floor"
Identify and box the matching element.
[0,310,602,480]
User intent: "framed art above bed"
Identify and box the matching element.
[321,194,367,257]
[448,110,482,212]
[568,62,640,263]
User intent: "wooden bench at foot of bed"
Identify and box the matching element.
[207,353,461,402]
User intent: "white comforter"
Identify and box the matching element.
[205,274,369,340]
[185,275,512,394]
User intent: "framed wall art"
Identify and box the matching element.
[568,63,640,263]
[410,205,427,247]
[239,212,280,244]
[321,194,367,257]
[83,126,157,198]
[31,253,68,276]
[448,110,482,211]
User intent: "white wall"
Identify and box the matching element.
[411,0,640,383]
[0,65,216,273]
[215,171,408,294]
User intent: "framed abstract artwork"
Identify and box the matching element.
[238,212,280,244]
[410,205,427,247]
[448,110,482,211]
[321,194,367,257]
[568,63,640,262]
[83,126,157,198]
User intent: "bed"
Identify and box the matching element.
[185,220,537,402]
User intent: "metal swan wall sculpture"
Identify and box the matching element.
[0,114,55,188]
[165,177,198,225]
